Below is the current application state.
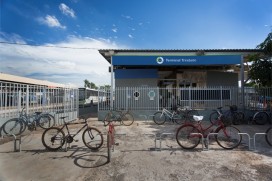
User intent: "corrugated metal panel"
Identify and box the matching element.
[0,73,66,88]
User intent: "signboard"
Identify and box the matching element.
[112,55,241,66]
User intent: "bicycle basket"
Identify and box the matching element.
[230,105,237,112]
[221,115,232,126]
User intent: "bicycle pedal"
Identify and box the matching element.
[74,140,79,142]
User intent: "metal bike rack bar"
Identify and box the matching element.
[204,133,218,151]
[144,133,158,150]
[238,133,253,150]
[253,133,267,150]
[189,133,204,150]
[139,115,155,122]
[12,134,21,152]
[159,133,174,151]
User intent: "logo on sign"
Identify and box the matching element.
[156,57,164,64]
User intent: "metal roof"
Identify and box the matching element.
[98,49,263,63]
[99,48,262,52]
[0,73,66,88]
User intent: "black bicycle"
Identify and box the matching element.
[209,105,244,125]
[3,107,55,136]
[265,127,272,146]
[42,116,103,151]
[252,110,272,125]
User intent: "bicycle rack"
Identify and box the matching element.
[143,133,158,150]
[12,134,21,152]
[253,133,267,150]
[204,133,218,151]
[159,133,174,151]
[238,133,253,150]
[238,132,268,151]
[189,133,204,150]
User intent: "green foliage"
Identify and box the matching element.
[84,79,110,90]
[247,33,272,87]
[84,79,98,89]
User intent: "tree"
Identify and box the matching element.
[99,85,111,90]
[247,32,272,87]
[84,79,91,88]
[84,79,99,89]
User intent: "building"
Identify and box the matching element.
[97,49,263,120]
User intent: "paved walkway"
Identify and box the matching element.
[0,120,271,181]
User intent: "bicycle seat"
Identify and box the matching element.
[193,115,204,121]
[35,112,42,115]
[217,107,223,110]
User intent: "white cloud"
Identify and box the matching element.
[59,3,76,18]
[122,15,133,20]
[37,15,66,29]
[0,33,128,87]
[112,28,118,33]
[128,34,133,39]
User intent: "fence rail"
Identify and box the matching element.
[0,81,79,126]
[98,86,272,111]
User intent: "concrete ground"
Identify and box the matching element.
[0,119,271,181]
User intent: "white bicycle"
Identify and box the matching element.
[153,106,199,125]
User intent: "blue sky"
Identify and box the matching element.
[0,0,272,87]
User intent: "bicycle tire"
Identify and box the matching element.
[215,125,241,149]
[253,112,269,125]
[107,134,111,162]
[38,114,54,129]
[187,110,199,121]
[3,118,24,136]
[46,113,55,126]
[103,113,112,126]
[174,114,184,124]
[153,112,166,125]
[42,127,65,151]
[121,113,134,126]
[176,124,201,149]
[265,127,272,146]
[82,127,104,150]
[209,111,219,125]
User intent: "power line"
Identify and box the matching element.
[0,41,99,50]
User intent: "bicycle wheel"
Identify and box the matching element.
[232,112,245,125]
[176,124,201,149]
[187,110,199,121]
[215,126,241,149]
[153,112,166,125]
[103,113,112,126]
[38,114,54,129]
[209,111,219,125]
[3,118,24,136]
[265,127,272,146]
[82,127,104,150]
[173,113,184,124]
[107,134,111,162]
[42,127,65,151]
[253,112,269,125]
[121,113,134,126]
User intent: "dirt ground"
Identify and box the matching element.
[0,119,272,181]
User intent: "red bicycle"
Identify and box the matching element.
[104,117,117,162]
[176,110,242,149]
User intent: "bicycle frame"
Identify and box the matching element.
[186,114,225,138]
[61,121,88,139]
[162,108,177,120]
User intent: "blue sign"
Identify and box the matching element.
[112,55,241,66]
